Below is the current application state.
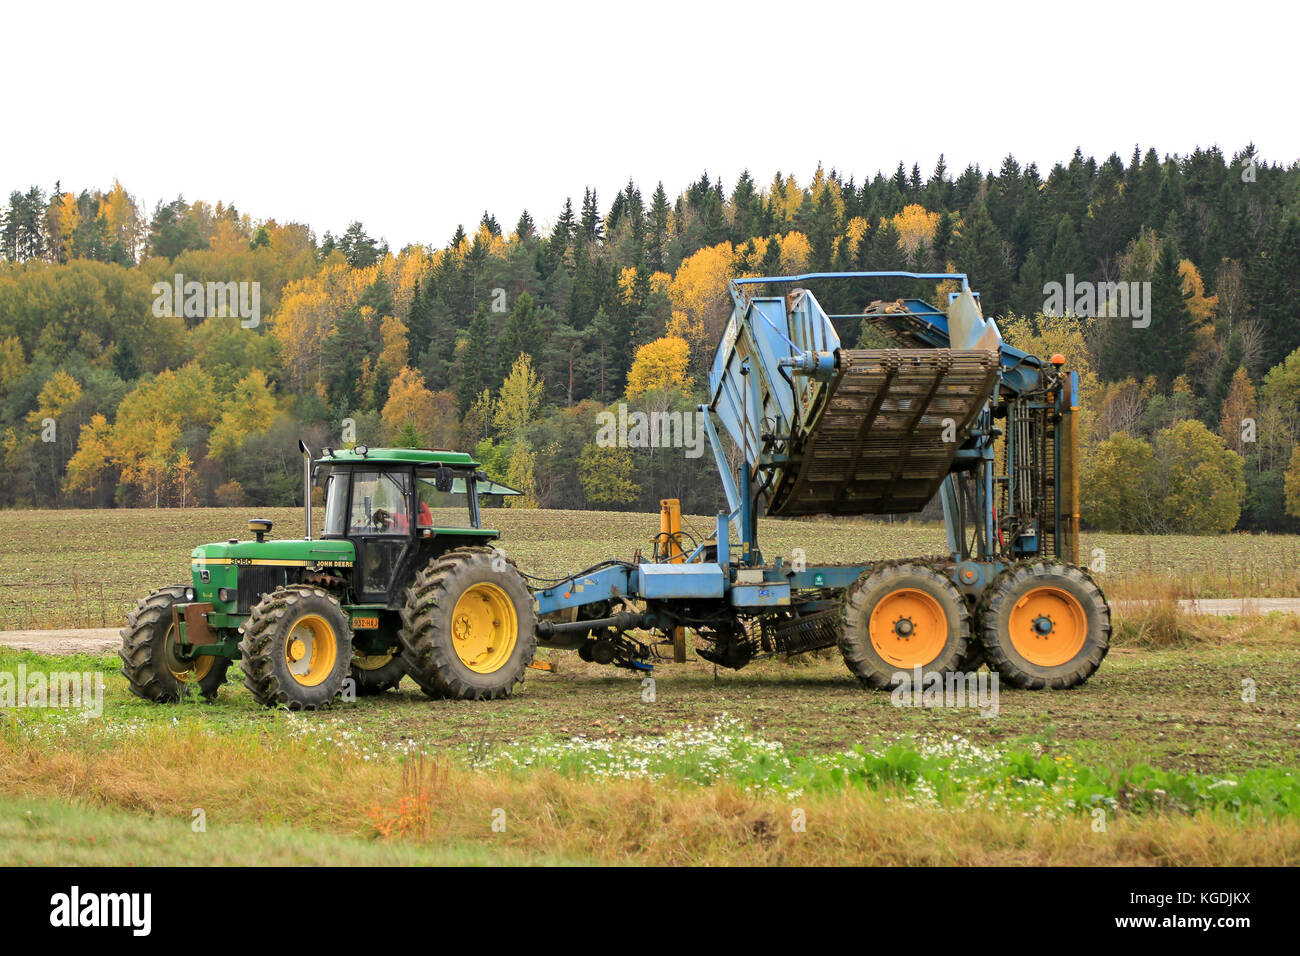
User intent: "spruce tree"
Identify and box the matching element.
[456,306,495,411]
[1147,236,1195,386]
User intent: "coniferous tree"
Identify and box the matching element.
[1147,236,1196,386]
[456,306,496,411]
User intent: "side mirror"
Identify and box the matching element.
[434,465,454,493]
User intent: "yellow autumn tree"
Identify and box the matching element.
[101,180,144,260]
[626,336,693,397]
[379,315,409,373]
[777,231,811,275]
[382,366,437,444]
[494,353,544,437]
[64,414,113,495]
[669,241,735,362]
[208,368,277,462]
[845,217,870,258]
[505,442,538,509]
[1219,367,1258,455]
[25,370,82,431]
[618,266,639,304]
[893,204,941,258]
[68,364,220,504]
[1178,260,1219,327]
[648,271,672,298]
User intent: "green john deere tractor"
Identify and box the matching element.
[119,444,537,709]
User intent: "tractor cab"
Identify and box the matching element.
[315,447,515,607]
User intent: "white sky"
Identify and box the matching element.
[3,0,1292,249]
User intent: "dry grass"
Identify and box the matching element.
[1108,573,1300,649]
[2,722,1296,866]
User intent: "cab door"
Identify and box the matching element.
[346,469,414,604]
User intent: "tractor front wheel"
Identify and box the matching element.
[239,586,353,709]
[120,586,230,702]
[399,548,537,700]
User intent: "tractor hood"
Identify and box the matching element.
[191,537,356,569]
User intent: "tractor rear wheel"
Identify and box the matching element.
[120,586,230,701]
[980,562,1110,689]
[399,548,537,700]
[239,586,353,709]
[349,646,407,695]
[839,563,970,689]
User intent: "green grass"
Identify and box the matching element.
[0,796,577,866]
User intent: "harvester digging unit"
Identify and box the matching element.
[122,271,1108,710]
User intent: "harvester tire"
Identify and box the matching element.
[980,562,1110,689]
[399,547,536,700]
[349,649,407,695]
[120,586,230,702]
[239,586,353,710]
[955,638,986,673]
[839,563,970,689]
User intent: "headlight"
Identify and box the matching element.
[184,587,195,601]
[218,587,234,604]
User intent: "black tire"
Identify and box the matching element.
[955,636,986,673]
[980,562,1110,689]
[120,586,231,702]
[398,548,537,700]
[349,647,407,695]
[839,563,970,689]
[238,586,353,709]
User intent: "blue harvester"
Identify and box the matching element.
[534,272,1110,689]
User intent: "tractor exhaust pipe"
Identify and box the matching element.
[298,439,312,541]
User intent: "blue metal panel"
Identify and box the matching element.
[533,565,632,615]
[635,564,725,599]
[786,565,868,590]
[730,583,791,607]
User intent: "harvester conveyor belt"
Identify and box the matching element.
[768,348,999,516]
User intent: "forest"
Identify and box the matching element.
[2,144,1299,533]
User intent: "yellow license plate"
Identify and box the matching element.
[351,616,379,630]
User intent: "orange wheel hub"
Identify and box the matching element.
[1008,586,1087,667]
[868,588,948,668]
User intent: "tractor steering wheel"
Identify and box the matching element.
[371,508,392,531]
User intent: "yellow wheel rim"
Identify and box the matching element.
[164,622,214,683]
[353,647,397,670]
[868,588,948,668]
[451,582,518,674]
[1008,586,1087,667]
[283,614,338,687]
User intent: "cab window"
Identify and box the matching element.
[322,471,349,536]
[415,470,475,529]
[348,470,411,535]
